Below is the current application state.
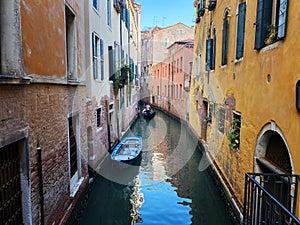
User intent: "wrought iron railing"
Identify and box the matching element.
[243,173,300,225]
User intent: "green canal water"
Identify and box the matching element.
[78,110,234,225]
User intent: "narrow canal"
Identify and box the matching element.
[78,110,234,225]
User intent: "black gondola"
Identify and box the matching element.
[142,109,156,120]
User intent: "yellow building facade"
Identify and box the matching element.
[190,0,300,220]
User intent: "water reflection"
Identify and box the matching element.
[79,111,233,225]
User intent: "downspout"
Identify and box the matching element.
[37,145,44,225]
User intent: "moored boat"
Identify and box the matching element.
[111,136,142,166]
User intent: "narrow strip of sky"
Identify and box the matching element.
[137,0,195,30]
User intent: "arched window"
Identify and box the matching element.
[222,8,230,66]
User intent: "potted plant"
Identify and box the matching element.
[264,24,277,45]
[208,0,217,11]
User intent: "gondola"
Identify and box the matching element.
[142,109,156,120]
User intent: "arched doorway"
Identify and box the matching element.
[254,121,296,212]
[254,121,294,174]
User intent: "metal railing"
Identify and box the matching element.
[243,173,300,225]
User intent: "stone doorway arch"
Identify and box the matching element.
[254,121,294,174]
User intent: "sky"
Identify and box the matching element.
[137,0,196,30]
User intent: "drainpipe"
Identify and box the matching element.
[37,145,44,225]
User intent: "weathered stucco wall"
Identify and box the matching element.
[190,0,300,216]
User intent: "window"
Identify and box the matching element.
[206,30,216,71]
[114,42,121,75]
[222,9,230,66]
[92,33,104,80]
[218,106,225,133]
[68,114,82,197]
[164,38,168,47]
[229,112,241,150]
[96,107,103,128]
[180,84,182,99]
[254,0,288,49]
[180,57,183,73]
[65,5,77,80]
[236,2,246,60]
[0,141,24,224]
[107,0,112,27]
[93,0,99,11]
[197,0,206,18]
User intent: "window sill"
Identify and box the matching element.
[97,126,103,132]
[261,41,281,52]
[0,75,32,84]
[234,57,243,64]
[92,7,100,16]
[70,177,84,199]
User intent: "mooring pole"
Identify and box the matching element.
[37,146,44,225]
[105,100,112,153]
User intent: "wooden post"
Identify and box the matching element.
[105,100,112,153]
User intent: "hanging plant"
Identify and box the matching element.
[112,64,133,96]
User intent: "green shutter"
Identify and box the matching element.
[222,18,229,65]
[212,35,216,70]
[254,0,273,49]
[254,0,263,49]
[206,39,211,71]
[278,0,288,39]
[92,33,97,79]
[206,39,213,71]
[236,2,246,59]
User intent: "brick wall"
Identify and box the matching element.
[0,83,89,224]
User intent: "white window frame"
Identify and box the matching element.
[92,33,104,81]
[93,0,100,12]
[68,113,83,198]
[107,0,112,27]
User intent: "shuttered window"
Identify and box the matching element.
[236,2,246,60]
[277,0,288,39]
[100,39,104,80]
[206,39,213,71]
[254,0,288,49]
[222,12,229,66]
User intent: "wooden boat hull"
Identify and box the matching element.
[111,136,142,168]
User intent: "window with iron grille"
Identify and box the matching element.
[254,0,288,49]
[0,142,23,224]
[96,107,103,128]
[68,116,78,178]
[229,112,241,150]
[236,2,246,60]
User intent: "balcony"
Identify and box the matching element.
[243,173,300,225]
